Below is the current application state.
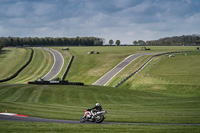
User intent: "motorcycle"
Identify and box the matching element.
[80,108,107,123]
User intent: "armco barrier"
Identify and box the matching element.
[61,55,74,81]
[27,80,84,86]
[114,50,194,87]
[0,48,34,82]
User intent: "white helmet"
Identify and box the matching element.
[96,103,100,106]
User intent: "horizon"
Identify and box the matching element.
[0,0,200,44]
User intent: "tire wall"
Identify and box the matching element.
[61,55,74,81]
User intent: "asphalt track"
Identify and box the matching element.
[1,114,200,126]
[93,52,161,86]
[40,48,64,81]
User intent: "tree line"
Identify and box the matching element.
[0,41,4,50]
[0,36,104,47]
[108,34,200,46]
[133,34,200,46]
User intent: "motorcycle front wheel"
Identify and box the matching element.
[80,116,86,123]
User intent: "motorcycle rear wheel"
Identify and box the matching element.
[95,115,104,123]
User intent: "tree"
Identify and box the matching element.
[109,39,114,45]
[0,38,7,50]
[0,36,107,47]
[115,40,120,46]
[133,40,138,45]
[0,41,4,50]
[94,40,103,46]
[138,40,146,46]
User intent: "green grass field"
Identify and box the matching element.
[61,46,195,85]
[0,84,200,123]
[0,48,30,80]
[119,51,200,91]
[106,55,152,87]
[0,84,200,132]
[1,121,200,133]
[1,47,54,83]
[0,46,200,132]
[0,46,196,84]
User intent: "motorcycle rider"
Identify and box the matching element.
[91,103,103,111]
[86,103,103,119]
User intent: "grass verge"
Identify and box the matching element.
[120,51,200,90]
[4,48,54,83]
[0,48,30,80]
[0,84,200,124]
[0,121,200,133]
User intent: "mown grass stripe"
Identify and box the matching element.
[2,86,32,102]
[5,48,54,83]
[16,87,35,102]
[23,49,50,80]
[0,86,16,96]
[0,87,17,102]
[27,85,47,103]
[0,48,29,80]
[10,48,46,82]
[0,102,83,116]
[0,84,200,123]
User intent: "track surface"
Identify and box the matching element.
[1,114,200,126]
[93,52,161,86]
[41,48,64,81]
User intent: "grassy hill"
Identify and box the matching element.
[0,46,196,84]
[61,46,195,85]
[0,83,200,132]
[10,48,54,83]
[119,51,200,91]
[0,84,199,124]
[0,46,200,132]
[0,48,30,80]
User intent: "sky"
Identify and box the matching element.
[0,0,200,44]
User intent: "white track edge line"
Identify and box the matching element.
[93,54,138,85]
[42,48,56,80]
[103,56,142,86]
[48,49,64,80]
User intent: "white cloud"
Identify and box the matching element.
[6,2,27,17]
[114,0,133,8]
[33,2,57,16]
[0,25,4,34]
[0,0,200,44]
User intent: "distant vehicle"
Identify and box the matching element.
[169,54,174,57]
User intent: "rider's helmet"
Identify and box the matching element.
[96,103,100,106]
